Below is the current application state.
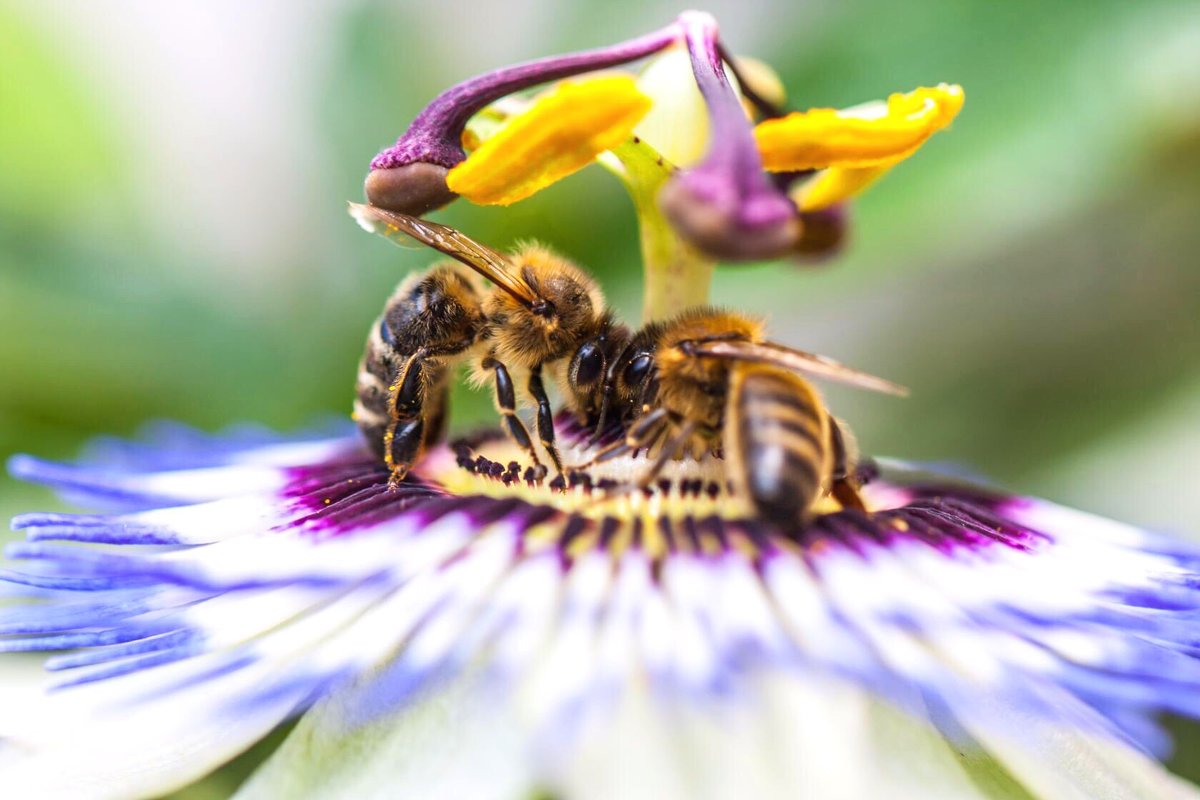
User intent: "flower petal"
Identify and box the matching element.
[234,672,535,800]
[948,686,1200,799]
[7,426,1200,797]
[445,75,651,206]
[551,674,1017,800]
[0,646,311,800]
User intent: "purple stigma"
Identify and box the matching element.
[659,11,800,261]
[370,22,679,170]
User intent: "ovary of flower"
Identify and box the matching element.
[754,84,964,211]
[446,75,652,206]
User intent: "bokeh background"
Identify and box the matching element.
[2,0,1198,794]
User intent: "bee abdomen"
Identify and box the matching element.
[354,359,392,460]
[727,365,831,528]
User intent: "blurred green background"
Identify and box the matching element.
[1,0,1198,794]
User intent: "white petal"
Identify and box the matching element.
[953,688,1200,800]
[0,654,306,800]
[235,672,535,800]
[552,670,1026,800]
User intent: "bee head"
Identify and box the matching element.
[484,246,608,366]
[587,323,662,436]
[565,316,631,422]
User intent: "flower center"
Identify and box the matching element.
[418,413,864,559]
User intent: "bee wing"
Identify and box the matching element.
[691,340,909,396]
[348,202,538,306]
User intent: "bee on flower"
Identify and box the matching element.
[2,10,1199,800]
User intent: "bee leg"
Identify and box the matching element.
[384,349,430,487]
[384,418,425,487]
[482,357,545,478]
[527,364,564,476]
[636,375,660,413]
[577,407,669,468]
[635,418,699,489]
[827,415,866,512]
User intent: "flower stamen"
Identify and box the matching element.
[756,84,965,211]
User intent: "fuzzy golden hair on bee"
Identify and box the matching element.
[481,243,608,368]
[650,308,765,418]
[353,263,486,473]
[656,307,766,350]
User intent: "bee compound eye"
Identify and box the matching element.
[572,341,604,385]
[623,353,652,388]
[378,317,395,346]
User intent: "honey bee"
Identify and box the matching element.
[349,203,904,525]
[587,308,907,525]
[349,203,631,484]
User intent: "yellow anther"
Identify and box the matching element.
[447,75,652,206]
[791,165,890,213]
[755,84,963,212]
[754,84,964,171]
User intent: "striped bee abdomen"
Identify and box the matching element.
[726,364,832,527]
[354,264,484,480]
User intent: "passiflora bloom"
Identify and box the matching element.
[4,10,1200,800]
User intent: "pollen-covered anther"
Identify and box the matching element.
[756,83,965,212]
[446,76,652,206]
[755,84,965,171]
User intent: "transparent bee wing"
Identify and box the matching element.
[691,339,909,396]
[348,203,538,305]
